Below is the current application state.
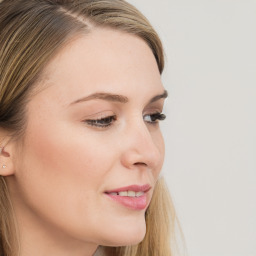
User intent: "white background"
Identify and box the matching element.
[127,1,256,256]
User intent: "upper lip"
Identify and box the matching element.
[105,184,151,194]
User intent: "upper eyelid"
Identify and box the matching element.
[143,105,164,114]
[81,110,115,119]
[84,111,163,118]
[82,109,164,119]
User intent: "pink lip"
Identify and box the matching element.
[104,184,151,210]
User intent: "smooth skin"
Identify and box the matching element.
[2,28,166,256]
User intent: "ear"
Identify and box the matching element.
[0,144,15,176]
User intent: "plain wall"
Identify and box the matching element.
[126,1,256,256]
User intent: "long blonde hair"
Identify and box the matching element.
[0,1,181,255]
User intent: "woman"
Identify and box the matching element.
[0,0,180,255]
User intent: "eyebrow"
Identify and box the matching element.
[149,90,168,104]
[70,90,168,105]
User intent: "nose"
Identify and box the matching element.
[120,120,164,171]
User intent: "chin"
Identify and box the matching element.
[99,217,147,247]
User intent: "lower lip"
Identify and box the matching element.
[105,193,148,210]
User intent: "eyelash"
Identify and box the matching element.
[85,115,117,128]
[84,112,166,128]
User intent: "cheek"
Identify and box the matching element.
[21,123,112,194]
[13,117,127,245]
[15,117,115,223]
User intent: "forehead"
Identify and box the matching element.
[35,28,163,106]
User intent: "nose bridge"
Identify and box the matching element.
[121,118,162,169]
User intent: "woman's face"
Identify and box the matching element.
[8,28,166,250]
